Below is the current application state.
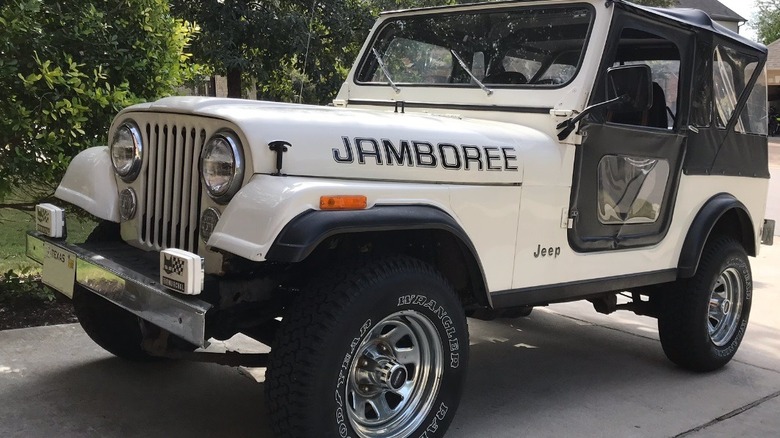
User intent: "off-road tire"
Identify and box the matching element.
[265,256,469,438]
[72,220,154,361]
[84,221,121,243]
[72,287,155,361]
[658,236,752,372]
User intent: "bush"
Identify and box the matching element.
[0,268,54,304]
[0,0,197,204]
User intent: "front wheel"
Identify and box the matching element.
[265,256,469,438]
[73,286,155,361]
[658,236,752,371]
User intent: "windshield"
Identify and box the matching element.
[357,5,594,88]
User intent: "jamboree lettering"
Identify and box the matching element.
[333,136,519,171]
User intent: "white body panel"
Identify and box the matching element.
[512,175,768,289]
[121,99,557,185]
[209,175,521,292]
[55,147,120,223]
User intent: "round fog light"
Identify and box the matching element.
[200,208,221,242]
[119,188,137,221]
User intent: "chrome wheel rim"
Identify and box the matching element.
[346,310,444,438]
[708,267,744,347]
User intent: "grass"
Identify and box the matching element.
[0,208,96,274]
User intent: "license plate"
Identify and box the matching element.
[42,243,76,298]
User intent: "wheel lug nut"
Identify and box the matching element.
[359,358,368,367]
[361,385,370,392]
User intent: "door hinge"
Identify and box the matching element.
[561,208,578,229]
[567,209,578,229]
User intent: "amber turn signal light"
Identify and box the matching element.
[320,195,368,210]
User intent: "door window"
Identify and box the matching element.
[598,156,670,225]
[607,28,681,130]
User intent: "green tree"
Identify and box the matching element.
[172,1,454,103]
[754,0,780,44]
[0,0,195,209]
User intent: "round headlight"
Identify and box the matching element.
[200,131,244,203]
[111,121,143,181]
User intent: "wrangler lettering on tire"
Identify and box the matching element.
[265,257,468,438]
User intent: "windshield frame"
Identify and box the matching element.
[353,3,597,91]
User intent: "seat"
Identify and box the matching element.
[482,71,527,85]
[646,82,669,129]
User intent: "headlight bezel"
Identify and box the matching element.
[110,120,144,182]
[200,130,245,204]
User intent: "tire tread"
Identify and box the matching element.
[265,256,461,437]
[658,235,751,371]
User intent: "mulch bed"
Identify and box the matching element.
[0,292,77,331]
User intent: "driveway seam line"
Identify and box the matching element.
[545,310,780,375]
[731,358,780,375]
[672,389,780,437]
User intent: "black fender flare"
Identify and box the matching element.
[678,193,755,278]
[267,205,479,263]
[266,205,488,299]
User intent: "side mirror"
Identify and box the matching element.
[606,65,653,113]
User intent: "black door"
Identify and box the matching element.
[568,18,694,252]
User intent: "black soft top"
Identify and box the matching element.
[617,0,766,54]
[382,0,766,54]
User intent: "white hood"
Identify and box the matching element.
[123,97,562,185]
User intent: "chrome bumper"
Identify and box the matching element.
[26,231,211,346]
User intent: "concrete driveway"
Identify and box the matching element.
[1,144,779,437]
[2,243,779,438]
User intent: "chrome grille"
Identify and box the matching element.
[140,123,205,252]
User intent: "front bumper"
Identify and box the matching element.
[26,231,211,346]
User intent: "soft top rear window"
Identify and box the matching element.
[356,5,594,89]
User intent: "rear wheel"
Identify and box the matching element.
[658,236,752,371]
[266,256,469,438]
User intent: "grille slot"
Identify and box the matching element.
[140,123,204,252]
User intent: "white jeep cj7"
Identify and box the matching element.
[27,1,774,437]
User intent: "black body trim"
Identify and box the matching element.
[677,193,754,278]
[346,99,552,114]
[491,268,678,308]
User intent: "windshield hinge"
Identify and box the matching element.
[551,109,574,117]
[269,141,292,176]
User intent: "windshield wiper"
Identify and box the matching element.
[450,49,492,96]
[372,48,400,93]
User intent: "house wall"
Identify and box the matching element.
[715,20,739,34]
